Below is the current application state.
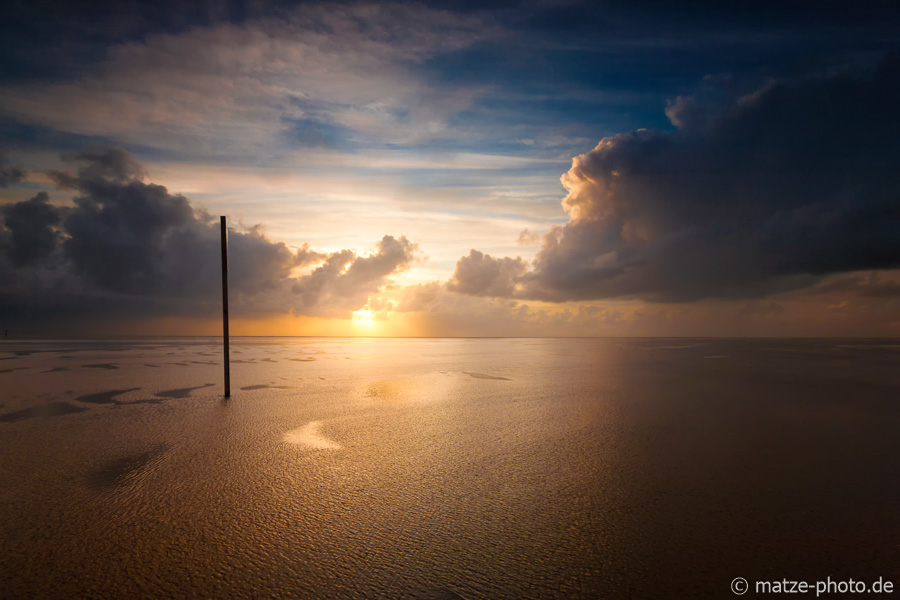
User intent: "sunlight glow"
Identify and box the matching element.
[352,308,375,325]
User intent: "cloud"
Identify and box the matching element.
[451,54,900,302]
[0,148,417,324]
[0,191,60,266]
[447,249,528,297]
[52,147,146,186]
[291,235,419,317]
[0,149,25,187]
[397,281,624,337]
[0,3,494,157]
[807,271,900,299]
[517,228,540,246]
[399,277,900,337]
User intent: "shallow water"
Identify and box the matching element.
[1,337,898,599]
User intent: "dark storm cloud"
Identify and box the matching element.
[0,148,417,321]
[0,192,60,266]
[452,55,900,302]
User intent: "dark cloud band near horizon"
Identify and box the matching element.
[450,54,900,303]
[0,148,418,324]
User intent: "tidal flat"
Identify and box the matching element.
[1,337,898,599]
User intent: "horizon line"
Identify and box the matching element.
[2,335,899,341]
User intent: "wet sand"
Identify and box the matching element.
[1,337,898,598]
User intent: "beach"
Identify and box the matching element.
[1,337,898,598]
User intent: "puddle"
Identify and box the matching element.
[155,383,215,399]
[75,388,141,405]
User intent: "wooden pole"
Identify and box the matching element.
[220,216,231,398]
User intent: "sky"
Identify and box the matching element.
[1,0,898,337]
